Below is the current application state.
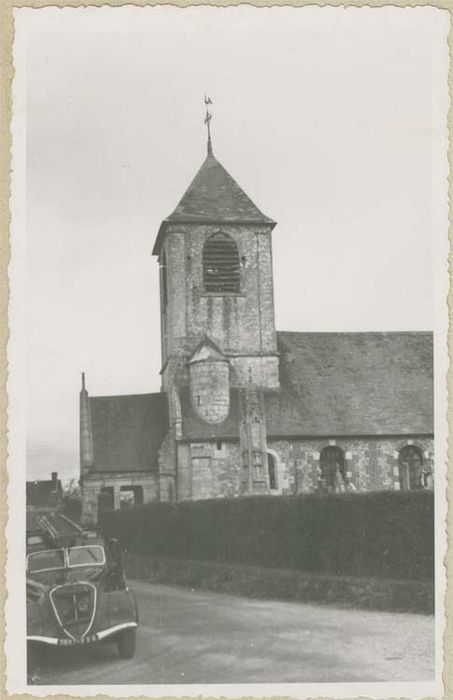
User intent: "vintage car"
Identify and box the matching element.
[27,509,138,660]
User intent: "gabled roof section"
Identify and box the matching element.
[90,393,169,473]
[266,331,434,436]
[153,153,275,255]
[188,336,228,364]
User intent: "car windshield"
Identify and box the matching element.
[67,545,105,567]
[27,545,106,573]
[28,549,65,573]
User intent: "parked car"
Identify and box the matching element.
[26,509,138,660]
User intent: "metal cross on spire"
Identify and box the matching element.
[204,95,213,156]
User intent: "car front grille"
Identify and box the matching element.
[49,582,96,640]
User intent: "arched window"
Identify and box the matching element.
[202,233,240,293]
[320,446,346,493]
[267,453,278,490]
[398,446,423,490]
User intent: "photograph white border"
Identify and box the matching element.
[5,5,450,697]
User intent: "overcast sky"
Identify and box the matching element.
[14,6,448,482]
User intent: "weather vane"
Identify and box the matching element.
[204,95,213,155]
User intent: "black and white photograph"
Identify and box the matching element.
[6,4,449,697]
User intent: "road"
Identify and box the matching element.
[31,580,435,685]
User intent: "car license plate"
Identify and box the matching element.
[58,634,98,646]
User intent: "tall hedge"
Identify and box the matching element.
[98,490,434,581]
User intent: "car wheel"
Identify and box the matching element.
[117,628,136,659]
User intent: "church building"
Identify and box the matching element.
[79,128,434,524]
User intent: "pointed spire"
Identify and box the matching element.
[204,95,213,156]
[152,104,276,256]
[79,372,93,469]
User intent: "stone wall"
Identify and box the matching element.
[81,436,435,520]
[178,441,242,500]
[174,436,434,502]
[158,431,177,502]
[160,224,279,391]
[81,472,159,525]
[267,437,435,495]
[229,355,279,390]
[189,359,230,424]
[176,442,191,501]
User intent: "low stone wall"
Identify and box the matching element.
[123,551,434,615]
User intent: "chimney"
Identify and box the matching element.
[51,472,57,483]
[80,372,94,472]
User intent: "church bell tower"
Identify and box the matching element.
[152,107,279,399]
[152,102,278,496]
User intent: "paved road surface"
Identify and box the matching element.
[31,580,434,685]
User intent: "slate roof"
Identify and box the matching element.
[153,153,275,255]
[90,393,169,473]
[179,331,434,439]
[26,479,63,508]
[268,331,434,436]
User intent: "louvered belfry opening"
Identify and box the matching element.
[203,232,241,293]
